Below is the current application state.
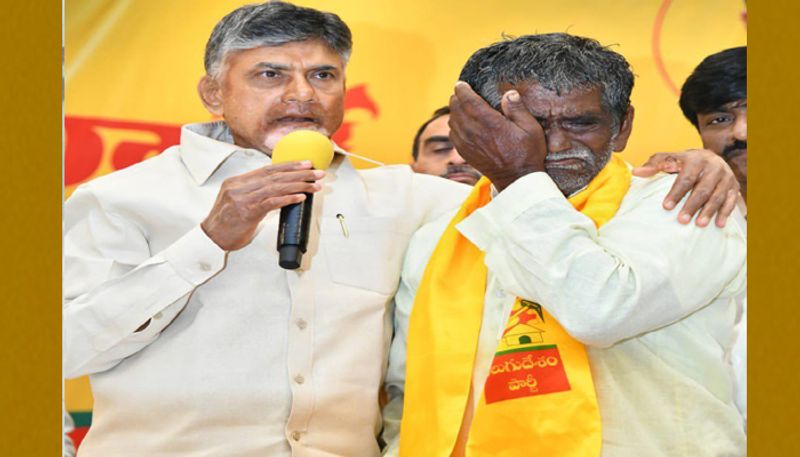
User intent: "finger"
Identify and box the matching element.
[448,94,465,129]
[694,179,730,227]
[677,167,721,223]
[500,90,540,134]
[448,93,469,132]
[638,152,668,168]
[263,160,314,175]
[258,193,307,213]
[448,92,460,113]
[663,157,704,211]
[228,168,324,194]
[631,164,659,177]
[448,94,479,144]
[229,160,313,184]
[267,168,325,183]
[640,152,682,174]
[454,81,505,123]
[715,189,739,228]
[448,125,469,154]
[250,180,323,200]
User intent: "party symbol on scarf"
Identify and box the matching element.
[485,299,571,403]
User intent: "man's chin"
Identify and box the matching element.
[547,169,591,196]
[444,174,478,186]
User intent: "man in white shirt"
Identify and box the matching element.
[64,3,740,455]
[680,47,747,203]
[386,33,746,456]
[63,2,471,456]
[410,106,741,227]
[679,46,748,426]
[410,106,482,186]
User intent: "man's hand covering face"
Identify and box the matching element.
[448,82,547,191]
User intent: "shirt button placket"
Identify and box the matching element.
[285,272,315,450]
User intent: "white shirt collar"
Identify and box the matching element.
[178,121,363,185]
[180,121,254,185]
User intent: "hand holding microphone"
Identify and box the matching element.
[200,130,333,256]
[271,131,334,269]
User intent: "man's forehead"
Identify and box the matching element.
[721,99,747,110]
[227,40,344,67]
[421,114,450,137]
[510,81,607,117]
[698,99,746,118]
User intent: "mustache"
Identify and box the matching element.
[722,140,747,160]
[545,147,594,164]
[442,164,482,178]
[268,105,322,122]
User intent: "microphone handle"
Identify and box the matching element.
[277,192,314,270]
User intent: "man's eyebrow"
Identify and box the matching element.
[531,112,604,122]
[254,62,291,70]
[562,114,602,122]
[423,135,451,145]
[705,100,748,113]
[253,63,340,72]
[310,64,339,72]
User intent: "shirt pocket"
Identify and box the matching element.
[320,215,412,295]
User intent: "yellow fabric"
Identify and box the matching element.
[399,154,631,457]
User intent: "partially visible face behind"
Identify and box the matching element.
[503,82,633,195]
[200,39,346,152]
[697,99,747,200]
[411,114,482,186]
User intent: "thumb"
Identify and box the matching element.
[500,90,539,132]
[631,164,658,177]
[638,152,682,174]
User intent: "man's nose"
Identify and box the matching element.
[545,126,572,153]
[283,76,315,103]
[732,114,747,142]
[448,149,466,165]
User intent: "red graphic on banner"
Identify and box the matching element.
[484,346,571,404]
[332,84,380,150]
[65,117,181,186]
[65,84,380,188]
[651,0,747,96]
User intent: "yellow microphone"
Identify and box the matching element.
[271,130,334,270]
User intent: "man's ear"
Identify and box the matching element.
[612,105,635,152]
[197,75,224,116]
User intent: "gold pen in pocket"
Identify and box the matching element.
[336,213,349,238]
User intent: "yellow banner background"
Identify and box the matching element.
[64,0,746,418]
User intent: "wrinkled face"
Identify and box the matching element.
[504,82,633,195]
[201,40,346,152]
[697,99,747,200]
[412,114,482,186]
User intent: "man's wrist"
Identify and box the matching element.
[491,165,545,191]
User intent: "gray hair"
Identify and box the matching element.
[459,33,634,126]
[204,1,353,78]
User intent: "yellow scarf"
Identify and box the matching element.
[399,154,631,456]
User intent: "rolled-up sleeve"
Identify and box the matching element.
[456,172,747,348]
[63,186,227,378]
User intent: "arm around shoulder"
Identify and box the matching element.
[456,173,746,347]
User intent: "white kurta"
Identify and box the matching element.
[63,121,470,457]
[386,171,746,457]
